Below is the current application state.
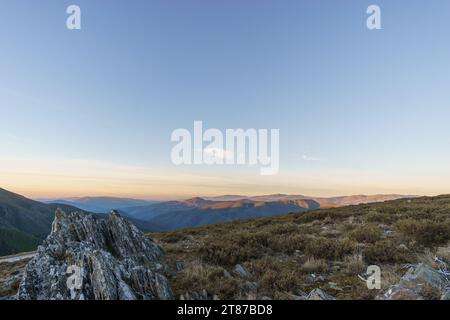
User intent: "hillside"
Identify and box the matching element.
[123,194,411,231]
[0,188,159,255]
[152,195,450,300]
[1,195,449,300]
[0,228,40,256]
[0,188,57,239]
[126,198,320,231]
[42,196,155,214]
[205,194,411,205]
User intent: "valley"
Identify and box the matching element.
[0,187,412,256]
[1,192,448,300]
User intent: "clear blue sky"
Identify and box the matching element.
[1,0,450,199]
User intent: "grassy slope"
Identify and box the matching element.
[0,228,40,256]
[152,195,450,300]
[0,188,56,239]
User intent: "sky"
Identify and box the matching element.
[1,0,450,199]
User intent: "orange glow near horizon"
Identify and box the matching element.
[1,156,449,200]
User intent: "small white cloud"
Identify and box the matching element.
[302,155,321,161]
[204,148,235,161]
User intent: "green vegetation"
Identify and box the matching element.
[152,195,450,300]
[0,228,41,256]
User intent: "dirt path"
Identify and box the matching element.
[0,252,35,264]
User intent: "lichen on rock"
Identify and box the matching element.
[17,209,173,300]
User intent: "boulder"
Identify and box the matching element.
[399,263,447,291]
[234,264,251,278]
[307,288,336,300]
[17,209,173,300]
[381,263,449,300]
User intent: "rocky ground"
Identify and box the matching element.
[153,196,450,300]
[1,196,449,300]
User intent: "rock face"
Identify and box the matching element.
[17,209,173,300]
[307,288,336,300]
[381,263,449,300]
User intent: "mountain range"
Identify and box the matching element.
[117,193,412,231]
[39,196,155,214]
[0,188,159,255]
[0,187,413,255]
[122,197,321,231]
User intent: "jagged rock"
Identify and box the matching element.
[306,273,324,283]
[223,269,232,279]
[175,261,185,272]
[293,289,308,297]
[242,281,258,300]
[234,264,251,278]
[380,263,449,300]
[328,282,343,291]
[400,263,447,291]
[380,285,423,300]
[17,209,174,300]
[307,288,336,300]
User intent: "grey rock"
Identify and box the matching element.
[328,282,343,291]
[380,285,423,300]
[175,261,185,272]
[234,264,251,278]
[441,289,450,300]
[381,263,449,300]
[242,281,258,300]
[223,269,232,279]
[17,209,174,300]
[243,281,258,293]
[399,263,447,291]
[307,288,336,300]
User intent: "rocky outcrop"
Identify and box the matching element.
[17,209,173,300]
[306,288,336,300]
[380,263,449,300]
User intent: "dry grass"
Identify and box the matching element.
[153,195,450,300]
[0,259,30,297]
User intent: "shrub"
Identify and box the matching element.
[199,243,259,266]
[305,238,356,260]
[268,234,307,254]
[421,284,442,300]
[343,254,367,275]
[396,219,450,248]
[300,258,328,273]
[349,225,381,244]
[172,260,240,299]
[246,257,303,296]
[363,240,409,264]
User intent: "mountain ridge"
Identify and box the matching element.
[0,188,160,255]
[121,194,414,231]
